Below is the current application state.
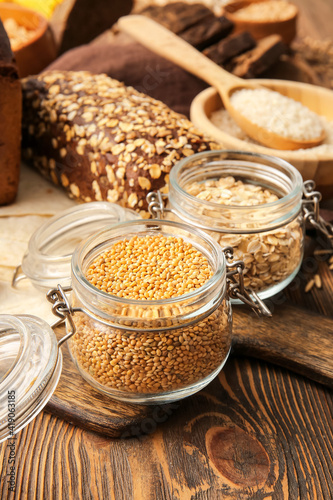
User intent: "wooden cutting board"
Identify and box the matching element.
[47,258,333,438]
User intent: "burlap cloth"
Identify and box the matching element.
[47,31,208,117]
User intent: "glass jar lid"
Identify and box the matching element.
[17,202,140,291]
[0,314,62,443]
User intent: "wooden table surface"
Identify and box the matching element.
[1,1,333,499]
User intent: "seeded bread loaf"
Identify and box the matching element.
[0,19,22,206]
[21,71,216,215]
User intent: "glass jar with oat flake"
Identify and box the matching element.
[147,151,330,300]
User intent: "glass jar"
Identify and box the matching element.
[0,314,62,442]
[1,207,269,442]
[13,201,140,291]
[149,151,306,300]
[67,219,232,404]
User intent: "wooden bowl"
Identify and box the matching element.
[0,3,57,77]
[190,80,333,199]
[223,0,298,44]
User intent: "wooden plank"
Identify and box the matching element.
[2,355,333,499]
[232,304,333,387]
[45,258,333,437]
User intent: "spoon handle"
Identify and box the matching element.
[118,15,242,92]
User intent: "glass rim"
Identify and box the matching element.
[26,201,134,260]
[0,315,29,388]
[71,218,226,307]
[0,314,61,443]
[169,150,304,212]
[21,201,140,291]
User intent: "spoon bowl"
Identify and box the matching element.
[225,86,326,150]
[190,83,333,199]
[118,15,325,150]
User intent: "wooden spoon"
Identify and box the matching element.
[118,15,325,150]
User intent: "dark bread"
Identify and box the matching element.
[0,19,22,206]
[139,2,213,34]
[203,31,256,65]
[180,15,233,50]
[226,34,286,78]
[21,71,217,215]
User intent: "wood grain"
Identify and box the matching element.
[1,357,332,499]
[1,2,333,498]
[1,253,333,496]
[37,254,333,440]
[233,303,333,387]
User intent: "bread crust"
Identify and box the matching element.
[0,20,21,206]
[22,71,216,215]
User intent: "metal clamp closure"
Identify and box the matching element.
[147,191,169,219]
[302,180,333,248]
[223,247,272,317]
[47,285,76,346]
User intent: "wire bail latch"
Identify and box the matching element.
[47,285,76,346]
[147,190,169,219]
[223,246,272,317]
[302,180,333,248]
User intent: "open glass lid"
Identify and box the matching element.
[13,202,140,291]
[0,314,61,443]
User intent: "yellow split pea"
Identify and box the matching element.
[86,234,213,299]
